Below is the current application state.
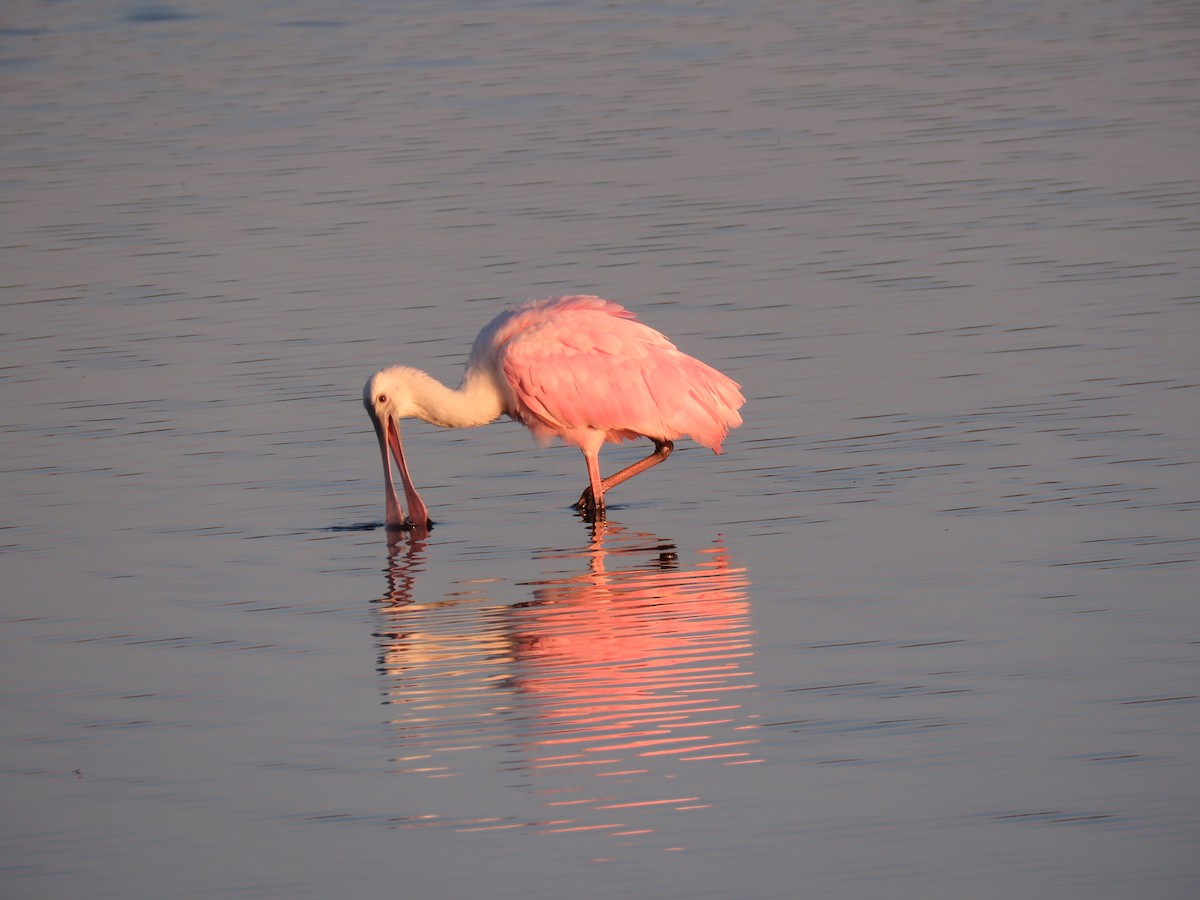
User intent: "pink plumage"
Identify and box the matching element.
[363,295,745,532]
[479,295,743,452]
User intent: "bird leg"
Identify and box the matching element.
[575,439,674,517]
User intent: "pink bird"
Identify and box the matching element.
[363,295,745,530]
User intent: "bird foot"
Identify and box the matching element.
[574,489,606,522]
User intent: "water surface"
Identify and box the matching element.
[2,1,1197,897]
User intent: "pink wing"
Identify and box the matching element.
[479,296,744,452]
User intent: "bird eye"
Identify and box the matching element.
[377,394,387,404]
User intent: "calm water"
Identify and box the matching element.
[2,0,1198,897]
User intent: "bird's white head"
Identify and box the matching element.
[363,366,426,423]
[363,366,430,536]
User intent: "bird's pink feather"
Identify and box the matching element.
[468,296,744,453]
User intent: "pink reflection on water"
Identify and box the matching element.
[373,521,759,842]
[507,522,758,770]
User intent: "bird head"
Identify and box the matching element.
[364,366,428,422]
[363,367,430,536]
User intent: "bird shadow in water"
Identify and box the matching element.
[324,519,434,541]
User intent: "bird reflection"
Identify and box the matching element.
[372,521,758,841]
[507,523,757,769]
[378,528,427,605]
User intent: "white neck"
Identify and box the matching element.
[409,367,506,429]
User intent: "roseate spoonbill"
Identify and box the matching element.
[363,295,745,529]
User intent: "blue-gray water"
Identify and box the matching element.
[2,1,1197,897]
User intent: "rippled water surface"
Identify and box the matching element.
[2,1,1198,897]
